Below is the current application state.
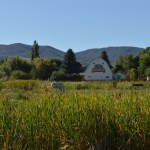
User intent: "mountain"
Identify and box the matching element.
[0,43,65,59]
[0,43,143,66]
[76,47,143,66]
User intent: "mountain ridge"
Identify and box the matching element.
[0,43,143,66]
[76,46,143,66]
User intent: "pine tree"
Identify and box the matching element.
[31,40,40,60]
[62,49,82,74]
[100,50,112,68]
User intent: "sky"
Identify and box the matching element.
[0,0,150,52]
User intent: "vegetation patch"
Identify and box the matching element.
[0,81,150,149]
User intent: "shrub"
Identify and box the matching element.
[10,70,31,80]
[30,58,57,80]
[51,70,82,81]
[8,57,32,73]
[0,69,7,81]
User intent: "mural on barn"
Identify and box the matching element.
[92,64,105,73]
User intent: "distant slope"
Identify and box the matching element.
[0,44,143,66]
[76,47,143,66]
[0,43,65,59]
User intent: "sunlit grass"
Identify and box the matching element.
[0,80,150,149]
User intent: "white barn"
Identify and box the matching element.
[80,58,113,81]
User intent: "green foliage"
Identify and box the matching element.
[112,64,124,73]
[145,67,150,76]
[139,53,150,77]
[0,69,6,80]
[126,68,137,80]
[62,49,83,74]
[31,40,40,60]
[0,57,62,81]
[10,70,31,80]
[31,58,57,80]
[51,70,82,81]
[0,57,32,80]
[113,54,139,79]
[0,58,7,65]
[115,55,124,65]
[139,47,150,55]
[50,70,65,81]
[48,58,62,67]
[7,56,32,73]
[122,54,134,72]
[0,62,11,78]
[1,81,150,149]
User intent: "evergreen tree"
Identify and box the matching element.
[100,51,112,68]
[62,49,82,74]
[31,40,40,60]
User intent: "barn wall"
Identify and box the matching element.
[81,58,113,81]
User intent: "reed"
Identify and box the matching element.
[0,80,150,149]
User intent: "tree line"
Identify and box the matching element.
[0,40,150,81]
[112,47,150,80]
[0,41,84,81]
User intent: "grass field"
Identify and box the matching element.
[0,80,150,150]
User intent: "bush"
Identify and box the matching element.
[51,70,82,81]
[30,58,57,80]
[7,57,32,73]
[10,70,31,80]
[0,57,32,79]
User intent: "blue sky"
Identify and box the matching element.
[0,0,150,52]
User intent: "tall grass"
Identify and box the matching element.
[0,80,150,149]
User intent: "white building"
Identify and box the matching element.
[80,58,113,81]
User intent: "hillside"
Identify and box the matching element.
[0,43,65,59]
[0,43,143,66]
[76,47,143,66]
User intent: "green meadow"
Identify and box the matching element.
[0,80,150,150]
